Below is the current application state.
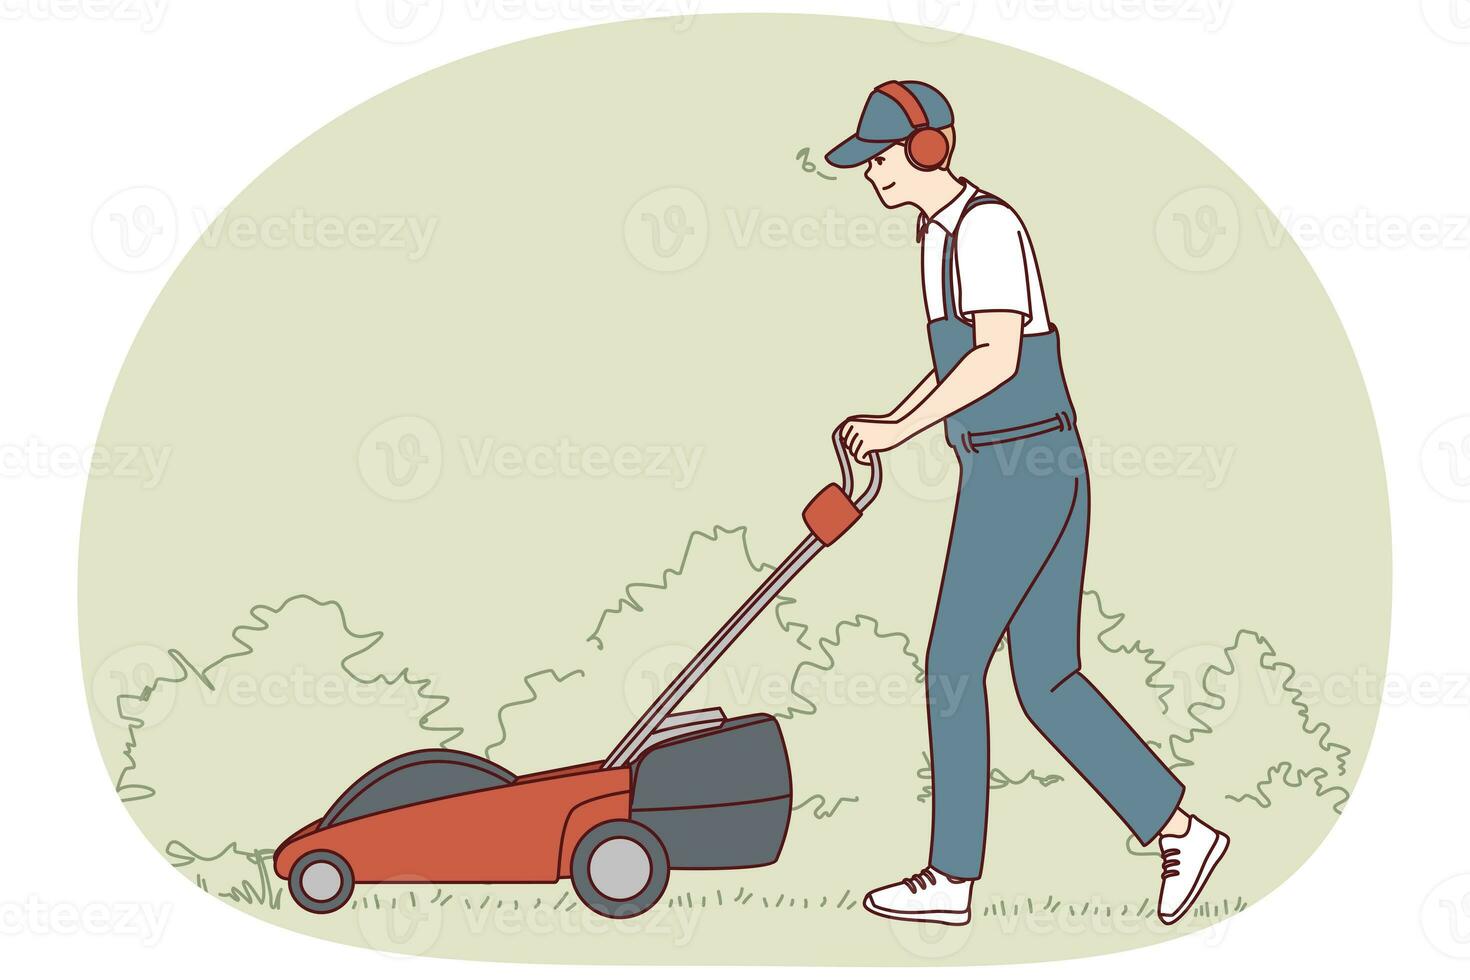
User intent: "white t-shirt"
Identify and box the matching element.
[920,181,1052,335]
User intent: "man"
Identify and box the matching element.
[825,80,1230,927]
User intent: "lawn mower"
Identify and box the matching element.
[274,433,883,919]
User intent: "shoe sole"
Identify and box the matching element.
[1159,831,1230,926]
[863,894,971,926]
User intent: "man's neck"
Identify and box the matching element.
[914,171,967,220]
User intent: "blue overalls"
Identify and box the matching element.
[924,194,1184,880]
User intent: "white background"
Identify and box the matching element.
[2,0,1467,974]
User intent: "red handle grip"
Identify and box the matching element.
[802,483,862,546]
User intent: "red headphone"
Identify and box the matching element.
[876,81,950,171]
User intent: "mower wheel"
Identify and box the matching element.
[570,819,669,919]
[288,849,354,914]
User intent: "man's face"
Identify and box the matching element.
[864,145,922,209]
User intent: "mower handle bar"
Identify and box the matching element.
[603,432,883,770]
[831,425,883,511]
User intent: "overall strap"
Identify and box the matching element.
[939,193,1003,322]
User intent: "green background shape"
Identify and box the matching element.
[79,14,1389,965]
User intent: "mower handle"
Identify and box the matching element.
[603,428,884,769]
[831,426,883,511]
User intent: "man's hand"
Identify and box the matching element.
[839,416,906,462]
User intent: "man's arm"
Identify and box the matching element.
[838,371,934,438]
[840,312,1023,460]
[883,371,937,420]
[891,312,1023,438]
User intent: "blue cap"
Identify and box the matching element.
[825,81,955,168]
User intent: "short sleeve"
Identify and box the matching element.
[954,203,1032,326]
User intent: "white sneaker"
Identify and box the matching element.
[863,867,972,926]
[1157,814,1230,925]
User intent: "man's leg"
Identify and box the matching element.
[925,452,1080,880]
[866,449,1075,925]
[1006,473,1184,845]
[923,534,1004,881]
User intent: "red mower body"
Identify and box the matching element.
[272,714,793,918]
[274,757,630,885]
